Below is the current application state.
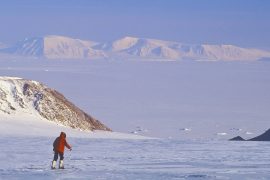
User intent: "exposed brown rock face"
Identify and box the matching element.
[0,77,111,131]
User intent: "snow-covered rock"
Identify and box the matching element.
[0,76,111,131]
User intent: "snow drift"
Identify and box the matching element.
[1,35,270,61]
[0,76,111,132]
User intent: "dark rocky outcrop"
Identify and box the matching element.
[248,129,270,141]
[229,129,270,141]
[229,136,245,141]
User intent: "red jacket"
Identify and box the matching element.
[53,132,71,153]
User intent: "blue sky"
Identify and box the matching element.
[0,0,270,48]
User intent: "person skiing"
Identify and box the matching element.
[52,132,72,169]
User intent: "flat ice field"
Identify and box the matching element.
[0,59,270,139]
[0,59,270,179]
[1,137,270,179]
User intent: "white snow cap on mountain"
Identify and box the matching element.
[1,35,270,61]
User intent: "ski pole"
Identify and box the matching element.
[68,149,72,161]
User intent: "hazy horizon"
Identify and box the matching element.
[0,0,270,48]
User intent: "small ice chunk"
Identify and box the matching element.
[133,126,149,133]
[217,132,227,136]
[180,128,191,131]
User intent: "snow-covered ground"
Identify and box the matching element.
[0,59,270,140]
[0,58,270,179]
[0,113,149,140]
[1,137,270,179]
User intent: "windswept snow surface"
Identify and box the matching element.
[0,113,148,139]
[1,137,270,179]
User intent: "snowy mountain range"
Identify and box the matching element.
[0,35,270,61]
[0,36,106,59]
[0,76,111,131]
